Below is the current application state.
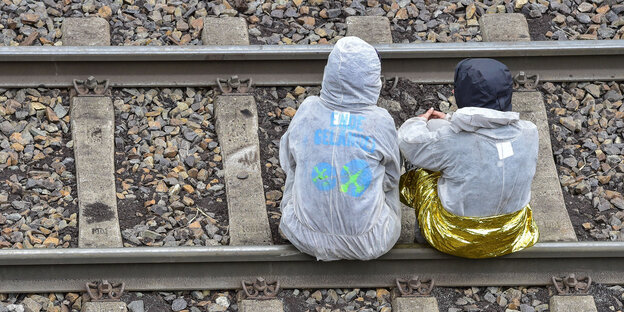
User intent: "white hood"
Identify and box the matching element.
[449,107,520,133]
[320,36,382,110]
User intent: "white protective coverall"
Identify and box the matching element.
[398,107,538,217]
[279,37,401,261]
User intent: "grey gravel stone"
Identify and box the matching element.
[612,198,624,210]
[484,292,497,303]
[577,2,594,12]
[563,156,577,168]
[20,298,40,312]
[576,13,592,23]
[171,298,187,312]
[597,199,612,212]
[377,98,402,112]
[605,90,623,102]
[345,290,357,302]
[560,116,581,132]
[127,301,144,312]
[585,84,601,98]
[521,304,536,312]
[6,305,24,312]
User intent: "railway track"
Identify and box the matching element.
[1,15,624,311]
[0,39,623,288]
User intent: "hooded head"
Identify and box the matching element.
[454,58,513,112]
[320,37,382,109]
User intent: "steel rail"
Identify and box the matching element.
[1,242,624,293]
[0,40,622,88]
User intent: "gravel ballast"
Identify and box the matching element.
[0,88,77,249]
[542,81,624,241]
[113,87,228,247]
[1,0,621,47]
[2,284,624,311]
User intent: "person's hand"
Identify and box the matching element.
[418,108,434,120]
[430,110,446,120]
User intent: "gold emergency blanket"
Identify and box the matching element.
[400,169,539,259]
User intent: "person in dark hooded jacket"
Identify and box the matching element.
[398,58,539,258]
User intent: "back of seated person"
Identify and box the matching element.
[278,37,401,261]
[398,58,540,258]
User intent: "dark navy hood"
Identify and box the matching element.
[454,58,513,112]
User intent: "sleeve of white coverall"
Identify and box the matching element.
[383,128,401,215]
[382,129,401,193]
[397,116,448,172]
[279,129,296,212]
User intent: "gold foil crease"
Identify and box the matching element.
[400,169,539,259]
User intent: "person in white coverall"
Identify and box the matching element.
[398,58,540,258]
[278,36,401,261]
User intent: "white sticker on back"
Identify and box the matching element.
[496,141,514,160]
[332,111,350,126]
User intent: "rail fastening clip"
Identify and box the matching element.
[85,280,125,302]
[73,76,110,96]
[552,273,592,295]
[241,277,280,300]
[381,76,399,93]
[395,276,434,297]
[513,71,539,90]
[217,75,253,95]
